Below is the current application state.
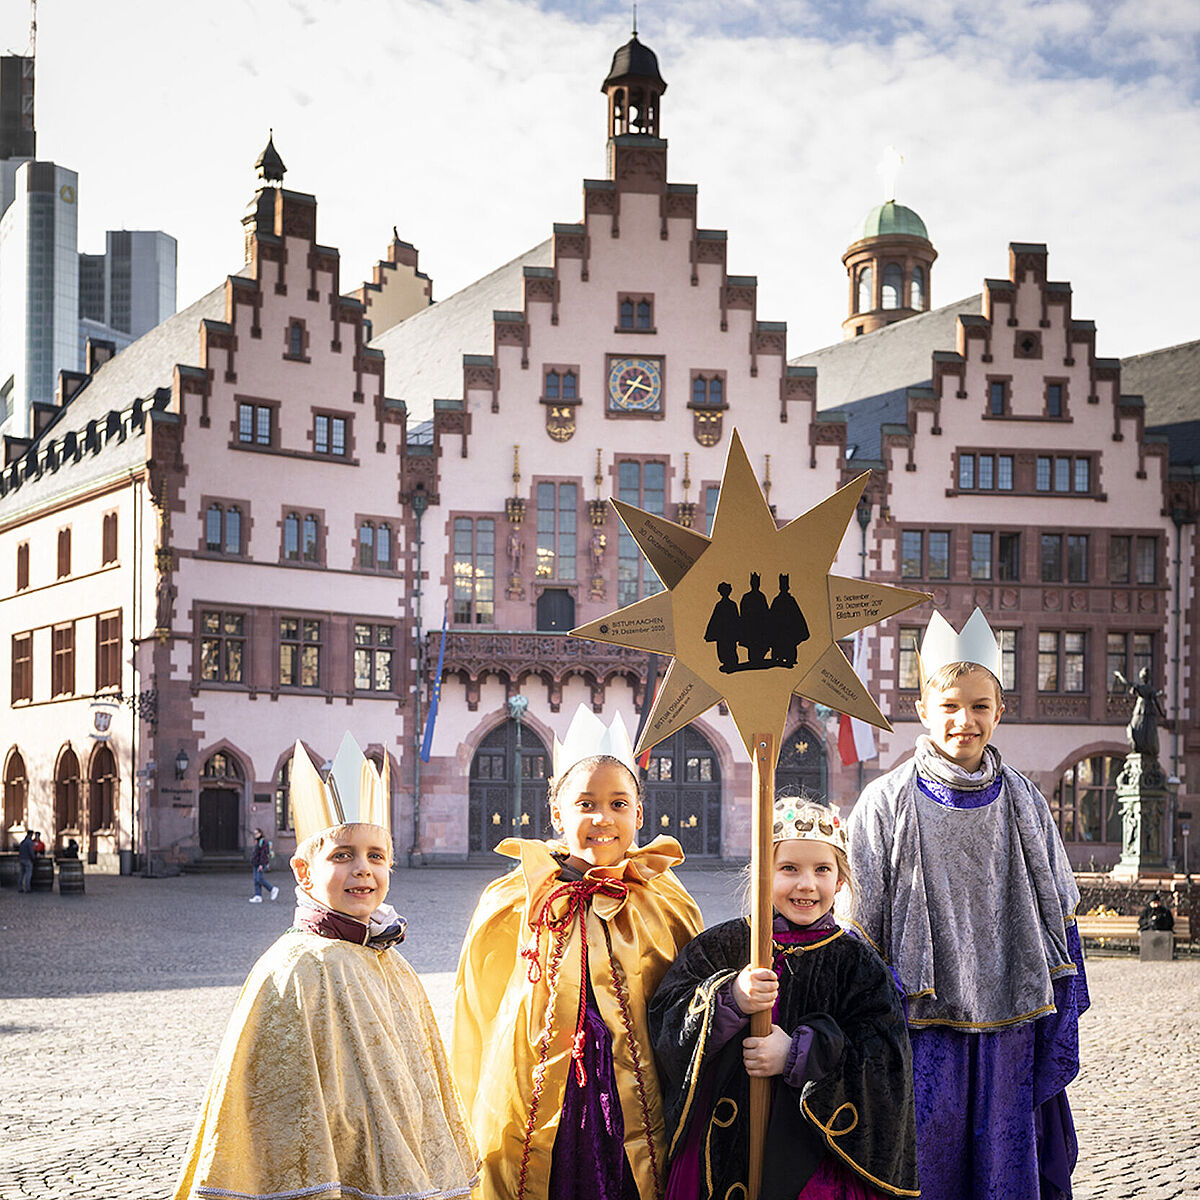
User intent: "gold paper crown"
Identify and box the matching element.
[552,704,639,780]
[289,733,390,843]
[772,797,847,854]
[918,607,1002,687]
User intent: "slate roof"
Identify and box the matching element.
[371,240,553,426]
[1119,339,1200,467]
[0,283,226,517]
[789,295,982,461]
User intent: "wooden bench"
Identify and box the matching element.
[1075,914,1190,953]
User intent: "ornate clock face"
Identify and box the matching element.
[607,356,663,414]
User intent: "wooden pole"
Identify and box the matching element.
[748,731,776,1199]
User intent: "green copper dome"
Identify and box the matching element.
[861,201,928,241]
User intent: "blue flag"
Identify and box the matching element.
[421,604,449,763]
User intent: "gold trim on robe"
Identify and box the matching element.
[174,932,479,1200]
[452,836,703,1200]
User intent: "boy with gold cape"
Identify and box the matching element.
[173,735,479,1200]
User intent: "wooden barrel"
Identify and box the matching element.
[31,857,54,891]
[0,852,17,888]
[58,858,85,895]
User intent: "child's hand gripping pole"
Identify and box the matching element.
[748,732,776,1200]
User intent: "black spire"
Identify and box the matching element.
[254,130,286,184]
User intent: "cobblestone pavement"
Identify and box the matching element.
[1,865,1196,1198]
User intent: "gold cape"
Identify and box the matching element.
[452,836,704,1200]
[174,931,480,1200]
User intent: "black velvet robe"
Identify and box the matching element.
[649,919,919,1199]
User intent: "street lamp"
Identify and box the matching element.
[174,748,189,781]
[508,694,529,836]
[410,484,429,868]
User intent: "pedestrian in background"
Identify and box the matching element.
[17,829,35,892]
[249,828,278,903]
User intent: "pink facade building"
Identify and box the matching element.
[1,36,1194,874]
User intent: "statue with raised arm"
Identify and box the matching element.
[1112,667,1167,758]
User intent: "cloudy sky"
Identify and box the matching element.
[5,0,1197,358]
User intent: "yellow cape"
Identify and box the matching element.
[452,836,704,1200]
[174,931,479,1200]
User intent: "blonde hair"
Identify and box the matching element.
[922,660,1004,706]
[291,822,394,868]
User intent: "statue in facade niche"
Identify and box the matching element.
[1112,667,1167,758]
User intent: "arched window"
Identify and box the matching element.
[882,264,902,310]
[1052,754,1122,844]
[206,504,223,552]
[376,524,392,569]
[284,513,300,560]
[856,266,873,314]
[912,266,925,310]
[636,300,652,330]
[709,377,723,406]
[4,749,27,832]
[359,521,375,568]
[561,371,577,401]
[693,377,707,406]
[55,746,81,834]
[302,515,319,562]
[545,371,560,400]
[619,298,635,329]
[275,759,292,831]
[775,725,828,801]
[89,744,117,831]
[289,321,304,358]
[202,750,244,781]
[225,507,242,555]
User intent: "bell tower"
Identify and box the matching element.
[601,26,667,180]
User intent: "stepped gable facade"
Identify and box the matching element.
[1,151,416,870]
[373,32,852,860]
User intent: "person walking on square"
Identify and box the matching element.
[844,608,1088,1200]
[650,797,918,1199]
[17,829,35,893]
[174,735,478,1200]
[452,704,704,1200]
[248,827,278,903]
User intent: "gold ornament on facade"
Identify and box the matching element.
[693,408,723,447]
[545,404,576,442]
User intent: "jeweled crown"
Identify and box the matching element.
[290,732,390,843]
[772,797,848,854]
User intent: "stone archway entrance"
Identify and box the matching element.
[468,720,551,855]
[199,750,244,853]
[642,725,722,858]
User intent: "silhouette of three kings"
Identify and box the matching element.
[704,572,809,672]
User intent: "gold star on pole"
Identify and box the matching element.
[571,428,929,758]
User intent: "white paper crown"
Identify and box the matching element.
[552,704,639,780]
[773,797,848,854]
[290,732,390,843]
[918,607,1002,685]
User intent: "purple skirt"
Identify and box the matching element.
[548,983,640,1200]
[911,928,1089,1200]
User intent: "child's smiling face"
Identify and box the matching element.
[916,667,1004,773]
[772,839,843,926]
[551,759,642,873]
[292,823,391,921]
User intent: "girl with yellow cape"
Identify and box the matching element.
[452,704,704,1200]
